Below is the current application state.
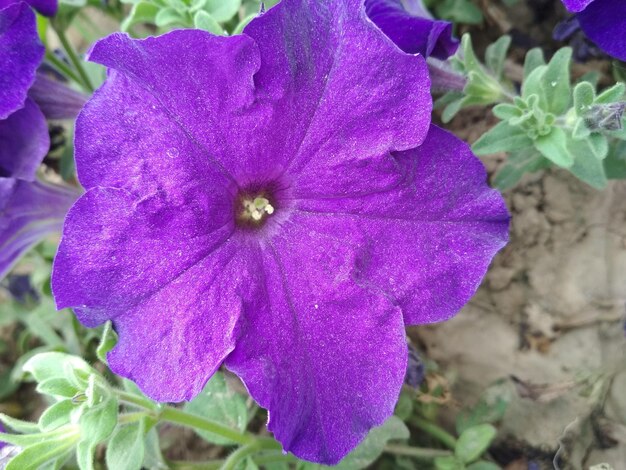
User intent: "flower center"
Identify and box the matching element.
[239,196,275,223]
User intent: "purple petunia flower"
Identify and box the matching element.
[365,0,459,59]
[561,0,626,61]
[52,0,508,463]
[0,2,81,278]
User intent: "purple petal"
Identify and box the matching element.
[365,0,459,59]
[0,178,76,279]
[243,0,432,181]
[0,2,44,119]
[294,126,509,325]
[52,187,243,401]
[0,98,49,180]
[577,0,626,61]
[0,0,57,17]
[226,215,407,464]
[561,0,595,13]
[28,73,87,119]
[83,31,267,187]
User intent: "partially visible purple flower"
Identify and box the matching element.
[0,179,78,279]
[0,2,44,120]
[0,0,57,17]
[28,72,88,120]
[52,0,508,463]
[405,344,425,389]
[561,0,626,61]
[0,2,81,278]
[365,0,459,59]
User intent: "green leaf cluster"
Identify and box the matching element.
[471,45,626,189]
[0,353,118,470]
[120,0,266,35]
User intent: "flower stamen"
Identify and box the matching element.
[241,196,275,223]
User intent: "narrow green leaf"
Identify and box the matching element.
[523,48,545,80]
[534,127,574,167]
[0,413,40,434]
[194,10,223,34]
[96,322,117,364]
[569,140,608,189]
[39,400,74,432]
[541,48,572,115]
[37,378,79,399]
[6,436,78,470]
[183,372,248,445]
[154,7,185,28]
[595,83,625,104]
[23,353,93,385]
[473,122,533,155]
[604,140,626,179]
[233,13,257,35]
[330,416,409,470]
[492,103,521,120]
[455,424,497,464]
[434,456,465,470]
[204,0,241,22]
[485,36,511,79]
[106,421,145,470]
[573,81,595,116]
[120,2,160,32]
[587,134,609,159]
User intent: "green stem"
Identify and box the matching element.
[116,390,157,411]
[54,27,94,92]
[384,444,453,459]
[45,51,82,86]
[118,412,148,424]
[220,442,262,470]
[410,417,457,450]
[160,407,256,447]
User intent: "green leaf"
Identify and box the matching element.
[572,118,591,140]
[204,0,241,22]
[0,413,41,434]
[6,435,79,470]
[23,352,93,385]
[456,380,512,435]
[596,83,625,104]
[394,391,414,421]
[573,82,595,116]
[484,36,511,79]
[473,122,533,155]
[587,134,609,159]
[534,127,574,167]
[441,98,464,123]
[435,0,483,25]
[521,65,546,104]
[523,48,545,80]
[541,48,572,115]
[493,149,549,190]
[183,372,248,445]
[39,400,74,432]
[455,424,497,464]
[154,7,185,28]
[96,322,117,364]
[492,103,521,120]
[467,461,501,470]
[569,140,608,189]
[330,416,409,470]
[434,456,465,470]
[120,2,160,32]
[194,10,223,34]
[604,140,626,179]
[142,427,168,469]
[37,378,79,399]
[106,421,145,470]
[233,13,257,35]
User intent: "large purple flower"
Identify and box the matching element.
[365,0,458,59]
[52,0,508,463]
[561,0,626,61]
